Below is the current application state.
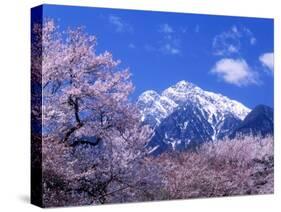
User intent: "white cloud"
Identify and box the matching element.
[259,52,274,73]
[159,24,181,55]
[160,37,181,55]
[145,23,181,55]
[161,43,180,55]
[212,26,241,56]
[108,15,133,33]
[213,25,257,56]
[243,27,257,45]
[160,24,174,34]
[211,58,259,86]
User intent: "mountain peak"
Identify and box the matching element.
[139,90,160,100]
[175,80,189,87]
[138,80,251,140]
[170,80,197,91]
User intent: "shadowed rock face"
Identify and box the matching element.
[148,103,214,154]
[147,102,244,155]
[230,105,273,138]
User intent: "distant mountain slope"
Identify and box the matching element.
[229,105,273,138]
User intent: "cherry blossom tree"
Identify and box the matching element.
[157,135,273,199]
[32,20,159,207]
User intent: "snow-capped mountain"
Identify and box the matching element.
[137,80,274,155]
[137,80,250,139]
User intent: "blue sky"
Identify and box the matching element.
[41,4,274,109]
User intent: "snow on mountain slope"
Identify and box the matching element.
[137,80,250,140]
[161,80,250,120]
[137,90,178,127]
